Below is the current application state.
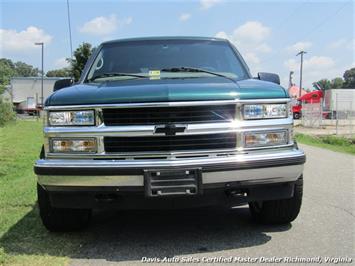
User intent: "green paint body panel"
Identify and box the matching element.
[46,37,288,106]
[46,77,288,106]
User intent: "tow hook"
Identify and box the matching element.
[225,184,248,198]
[228,190,248,197]
[95,193,119,202]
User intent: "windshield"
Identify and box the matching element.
[85,39,249,82]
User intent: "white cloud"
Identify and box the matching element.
[124,17,133,25]
[233,21,270,43]
[305,56,335,69]
[200,0,222,10]
[215,21,271,72]
[215,31,228,39]
[244,52,260,65]
[329,38,347,49]
[255,43,272,53]
[79,15,132,36]
[54,57,70,68]
[351,39,355,52]
[284,55,342,89]
[328,38,355,50]
[287,41,312,52]
[0,26,52,53]
[179,13,191,22]
[284,56,335,71]
[284,38,355,88]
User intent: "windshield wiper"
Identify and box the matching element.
[160,67,234,80]
[88,72,148,82]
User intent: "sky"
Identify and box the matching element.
[0,0,354,89]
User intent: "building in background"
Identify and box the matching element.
[8,77,68,114]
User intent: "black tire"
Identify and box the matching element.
[293,112,300,119]
[37,184,91,232]
[249,177,303,224]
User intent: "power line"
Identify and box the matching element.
[273,1,308,32]
[262,1,351,64]
[300,1,351,39]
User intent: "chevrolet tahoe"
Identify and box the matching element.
[34,37,305,231]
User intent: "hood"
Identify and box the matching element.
[45,77,288,106]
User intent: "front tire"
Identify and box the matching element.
[249,177,303,224]
[37,184,91,232]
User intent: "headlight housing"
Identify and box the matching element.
[50,138,97,153]
[48,110,95,126]
[243,104,287,119]
[244,131,288,148]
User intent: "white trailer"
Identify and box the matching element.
[9,77,68,114]
[324,89,355,113]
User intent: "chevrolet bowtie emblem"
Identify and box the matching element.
[154,124,187,136]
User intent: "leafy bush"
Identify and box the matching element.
[295,133,355,155]
[0,97,15,126]
[320,135,352,146]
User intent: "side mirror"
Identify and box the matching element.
[53,79,73,92]
[257,72,280,85]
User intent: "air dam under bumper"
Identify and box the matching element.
[35,148,305,189]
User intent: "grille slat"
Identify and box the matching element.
[104,133,236,153]
[102,105,236,125]
[104,137,235,143]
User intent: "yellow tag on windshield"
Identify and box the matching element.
[149,70,161,76]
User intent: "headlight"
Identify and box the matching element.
[243,104,287,119]
[48,110,95,126]
[244,131,288,148]
[50,138,97,153]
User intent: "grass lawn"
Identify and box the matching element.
[0,120,86,266]
[295,133,355,155]
[0,121,353,265]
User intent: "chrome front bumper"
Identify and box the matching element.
[35,148,305,189]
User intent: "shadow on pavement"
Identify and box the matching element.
[0,206,292,263]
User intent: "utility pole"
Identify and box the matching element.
[296,51,307,98]
[35,42,44,108]
[289,71,294,88]
[66,0,73,58]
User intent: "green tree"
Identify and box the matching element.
[343,67,355,88]
[68,43,94,81]
[14,61,40,77]
[0,58,16,94]
[330,77,344,89]
[314,79,332,91]
[46,68,71,77]
[1,58,41,94]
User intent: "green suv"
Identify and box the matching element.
[34,37,305,231]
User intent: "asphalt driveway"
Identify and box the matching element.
[69,144,354,265]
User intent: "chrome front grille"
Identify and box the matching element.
[104,133,237,153]
[102,105,236,126]
[43,99,293,159]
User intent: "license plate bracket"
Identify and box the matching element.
[144,168,202,197]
